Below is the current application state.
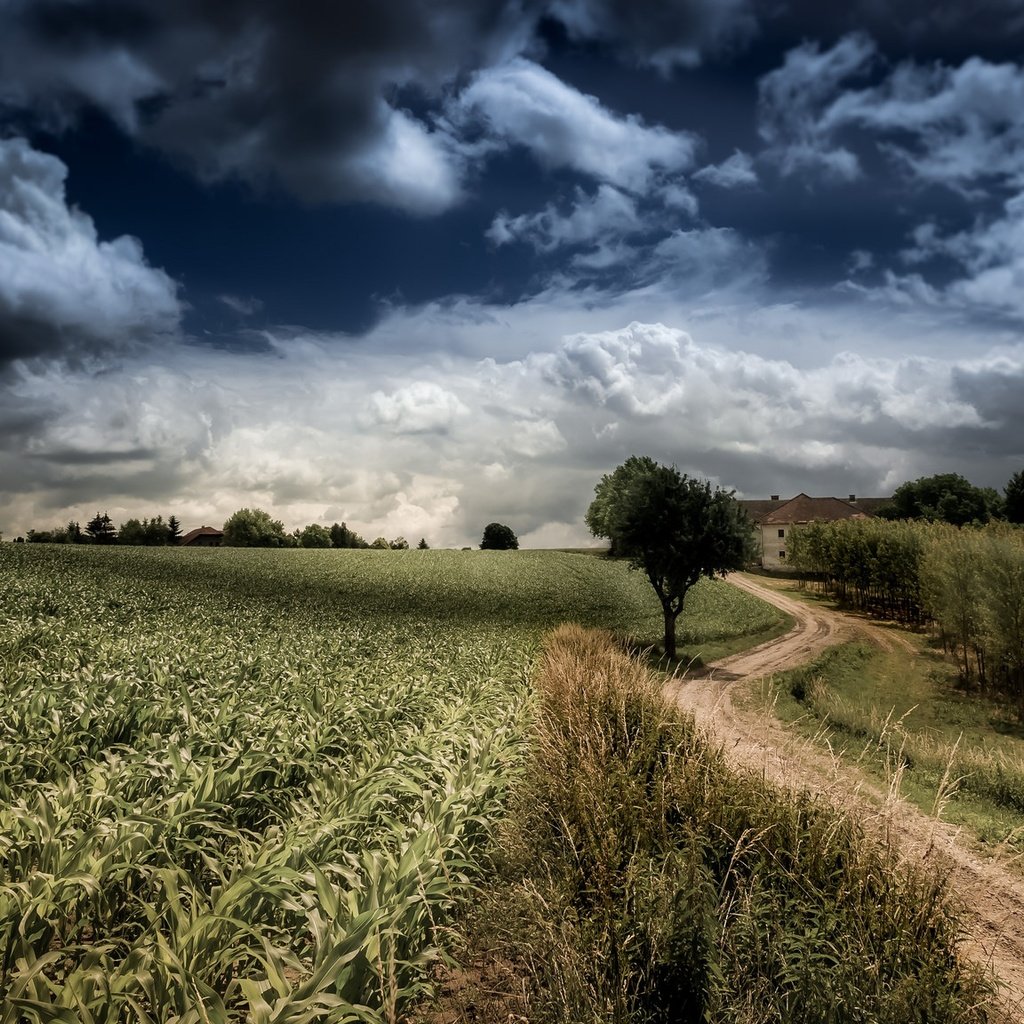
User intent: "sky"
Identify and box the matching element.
[2,0,1024,547]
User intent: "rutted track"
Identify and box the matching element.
[667,573,1024,1020]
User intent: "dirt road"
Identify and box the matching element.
[667,573,1024,1019]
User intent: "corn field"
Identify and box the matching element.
[0,544,777,1021]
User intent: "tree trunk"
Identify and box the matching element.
[663,606,679,661]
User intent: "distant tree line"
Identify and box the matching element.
[10,507,432,550]
[20,512,182,545]
[779,470,1024,624]
[220,508,429,550]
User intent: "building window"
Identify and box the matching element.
[778,528,785,538]
[779,550,786,560]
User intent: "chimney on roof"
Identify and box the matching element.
[849,494,856,502]
[771,494,779,501]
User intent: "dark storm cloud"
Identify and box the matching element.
[951,363,1024,455]
[0,392,52,454]
[547,0,757,72]
[1,0,537,211]
[766,0,1024,63]
[3,0,1024,543]
[42,463,192,511]
[0,1,763,212]
[33,447,160,466]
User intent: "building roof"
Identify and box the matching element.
[738,499,788,523]
[760,493,868,525]
[740,494,891,524]
[846,496,891,515]
[180,526,224,544]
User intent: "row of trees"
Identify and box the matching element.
[220,509,521,550]
[921,527,1024,701]
[221,509,429,550]
[787,518,928,624]
[14,509,430,550]
[8,505,522,551]
[23,513,182,545]
[789,518,1024,709]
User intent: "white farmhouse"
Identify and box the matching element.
[739,493,888,569]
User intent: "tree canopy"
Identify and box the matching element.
[586,458,751,659]
[480,522,518,550]
[167,515,182,545]
[1006,470,1024,525]
[299,523,332,548]
[118,515,172,546]
[584,455,659,556]
[329,522,368,548]
[878,473,1003,525]
[222,508,287,547]
[85,511,116,544]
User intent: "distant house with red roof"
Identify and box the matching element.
[180,526,224,547]
[739,493,889,569]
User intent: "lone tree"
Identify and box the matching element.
[480,522,518,550]
[586,458,751,660]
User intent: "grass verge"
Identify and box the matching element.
[754,641,1024,852]
[414,625,991,1023]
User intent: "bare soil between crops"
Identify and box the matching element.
[666,572,1024,1020]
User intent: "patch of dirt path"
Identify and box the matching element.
[667,573,1024,1020]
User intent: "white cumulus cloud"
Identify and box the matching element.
[758,34,876,181]
[487,184,645,252]
[0,136,181,367]
[693,150,758,188]
[366,380,470,434]
[824,56,1024,191]
[450,58,697,192]
[338,103,464,216]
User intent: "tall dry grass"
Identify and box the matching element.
[473,624,990,1023]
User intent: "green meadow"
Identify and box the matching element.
[759,638,1024,852]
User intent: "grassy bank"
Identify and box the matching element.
[422,626,989,1023]
[757,641,1024,851]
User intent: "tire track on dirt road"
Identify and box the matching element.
[667,573,1024,1020]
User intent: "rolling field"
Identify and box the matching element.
[0,545,782,1022]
